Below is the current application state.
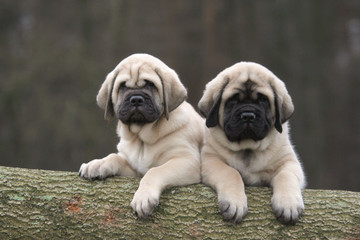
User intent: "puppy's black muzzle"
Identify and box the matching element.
[224,104,271,142]
[118,92,161,125]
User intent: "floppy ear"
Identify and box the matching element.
[155,67,187,120]
[205,93,222,128]
[271,84,294,133]
[198,78,229,128]
[96,70,118,121]
[273,92,283,133]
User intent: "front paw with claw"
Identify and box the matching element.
[131,188,160,218]
[79,159,118,180]
[272,193,304,224]
[218,194,248,223]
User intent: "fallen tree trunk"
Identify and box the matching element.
[0,166,359,239]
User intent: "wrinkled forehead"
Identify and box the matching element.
[113,61,162,90]
[222,70,274,100]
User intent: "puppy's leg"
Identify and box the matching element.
[79,153,138,180]
[131,157,200,218]
[202,154,248,223]
[271,160,305,224]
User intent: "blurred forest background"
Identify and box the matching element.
[0,0,359,191]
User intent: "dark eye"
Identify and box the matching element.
[226,94,239,107]
[257,93,268,102]
[145,80,155,88]
[120,82,126,88]
[231,94,239,101]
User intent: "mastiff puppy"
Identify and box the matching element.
[79,53,204,218]
[198,62,305,224]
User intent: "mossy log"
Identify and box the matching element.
[0,166,359,239]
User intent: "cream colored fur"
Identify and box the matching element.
[79,54,204,218]
[199,62,305,224]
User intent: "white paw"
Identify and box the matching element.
[78,159,115,180]
[218,194,248,223]
[130,188,160,218]
[272,193,304,224]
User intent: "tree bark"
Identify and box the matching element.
[0,166,359,239]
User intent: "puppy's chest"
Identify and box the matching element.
[117,140,158,175]
[231,149,257,168]
[238,149,254,165]
[228,150,272,185]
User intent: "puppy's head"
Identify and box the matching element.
[198,62,294,142]
[96,54,187,125]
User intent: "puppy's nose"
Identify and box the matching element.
[130,95,145,106]
[241,112,256,122]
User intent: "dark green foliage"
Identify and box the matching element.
[0,1,359,190]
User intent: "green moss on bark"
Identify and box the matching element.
[0,166,359,239]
